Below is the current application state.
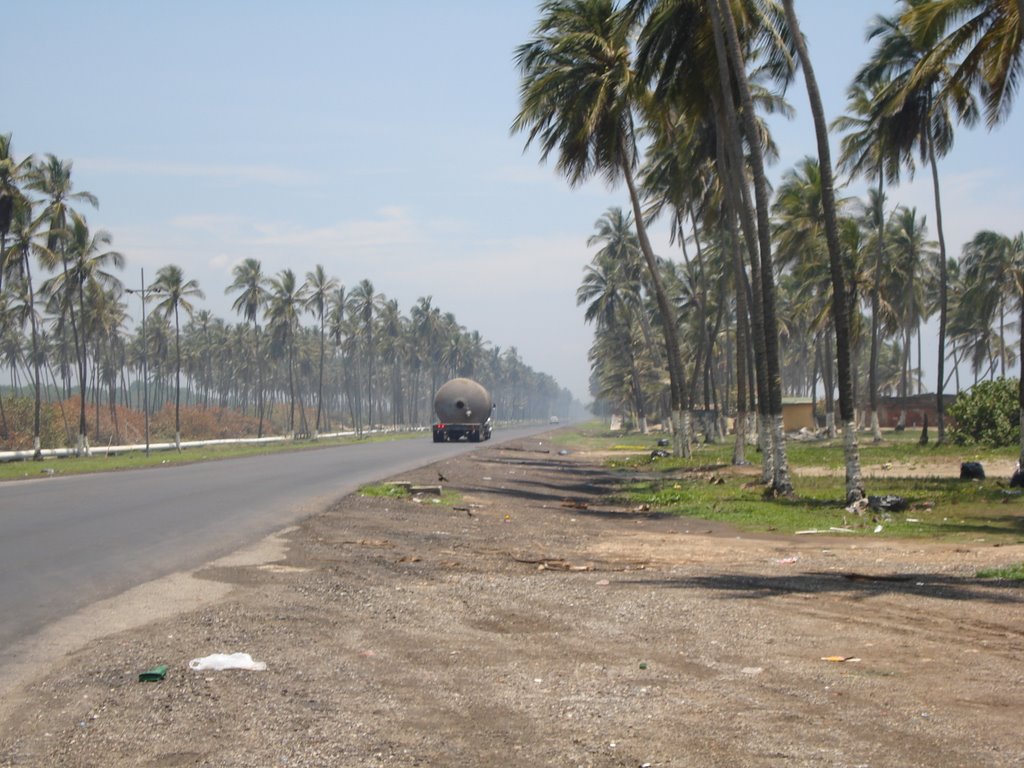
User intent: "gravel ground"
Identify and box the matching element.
[2,437,1023,767]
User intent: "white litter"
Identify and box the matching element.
[188,652,267,671]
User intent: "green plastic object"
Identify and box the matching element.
[138,664,168,682]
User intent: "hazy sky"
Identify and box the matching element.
[5,1,1023,401]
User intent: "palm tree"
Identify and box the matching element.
[772,157,837,428]
[902,0,1024,127]
[40,212,124,454]
[513,0,689,456]
[859,5,979,443]
[150,265,204,448]
[346,279,382,432]
[303,265,339,435]
[886,206,937,426]
[834,78,907,442]
[326,284,349,424]
[265,269,308,435]
[780,0,864,502]
[376,298,407,427]
[226,258,269,436]
[631,0,799,476]
[959,229,1024,463]
[410,295,443,420]
[7,201,51,457]
[0,133,32,294]
[578,210,651,432]
[960,230,1018,376]
[24,156,100,454]
[709,0,795,492]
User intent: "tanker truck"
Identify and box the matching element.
[432,377,494,443]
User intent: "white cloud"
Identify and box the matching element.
[76,157,321,187]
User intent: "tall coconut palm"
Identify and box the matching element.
[902,0,1024,127]
[88,283,128,441]
[631,0,797,474]
[578,212,651,432]
[265,269,307,435]
[960,230,1018,376]
[410,295,444,419]
[886,206,937,424]
[772,156,837,428]
[326,284,349,423]
[860,5,979,443]
[0,134,32,294]
[4,179,48,456]
[24,157,99,454]
[302,264,339,435]
[512,0,689,456]
[376,298,407,427]
[150,265,204,448]
[960,229,1024,463]
[346,279,382,432]
[583,208,662,430]
[833,78,908,442]
[709,0,796,492]
[40,212,124,454]
[780,0,864,501]
[226,258,269,436]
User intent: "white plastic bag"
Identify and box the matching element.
[188,652,267,671]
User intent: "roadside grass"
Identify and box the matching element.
[976,562,1024,580]
[359,482,462,507]
[0,431,423,483]
[567,423,1024,544]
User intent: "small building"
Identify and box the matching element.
[782,398,816,432]
[877,393,957,429]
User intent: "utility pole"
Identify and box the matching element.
[126,268,163,456]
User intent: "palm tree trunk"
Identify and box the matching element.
[732,217,749,465]
[823,330,836,436]
[74,276,89,455]
[287,341,296,434]
[1018,297,1024,469]
[783,0,862,499]
[715,0,791,493]
[709,4,774,481]
[620,152,689,457]
[927,130,949,443]
[24,251,43,458]
[316,314,326,435]
[254,321,265,438]
[174,305,182,450]
[869,172,885,442]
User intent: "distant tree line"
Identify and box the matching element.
[0,143,574,456]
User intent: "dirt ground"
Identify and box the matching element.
[1,436,1023,767]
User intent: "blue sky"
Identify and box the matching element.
[5,1,1023,401]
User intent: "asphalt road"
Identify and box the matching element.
[0,425,555,657]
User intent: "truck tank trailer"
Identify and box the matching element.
[432,378,494,443]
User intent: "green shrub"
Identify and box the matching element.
[948,378,1019,447]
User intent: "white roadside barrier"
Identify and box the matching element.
[0,427,432,463]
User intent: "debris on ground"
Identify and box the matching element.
[188,652,267,672]
[960,461,985,480]
[868,494,908,512]
[137,665,168,682]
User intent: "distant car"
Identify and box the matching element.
[549,416,560,424]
